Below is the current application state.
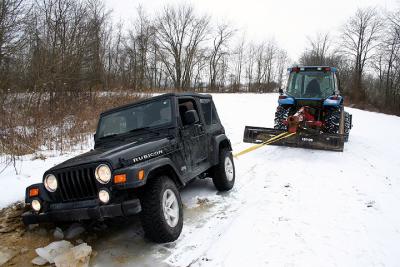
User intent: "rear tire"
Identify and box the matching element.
[325,108,352,142]
[344,112,352,142]
[274,106,290,130]
[324,108,340,134]
[140,176,183,243]
[211,148,235,191]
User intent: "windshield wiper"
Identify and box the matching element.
[98,127,161,141]
[129,127,160,135]
[98,133,118,140]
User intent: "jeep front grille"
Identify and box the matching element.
[55,167,98,202]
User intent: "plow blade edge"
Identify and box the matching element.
[243,126,345,152]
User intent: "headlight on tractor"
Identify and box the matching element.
[95,164,112,184]
[44,174,58,192]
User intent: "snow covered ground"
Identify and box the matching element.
[1,93,400,266]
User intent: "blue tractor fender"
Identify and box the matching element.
[323,96,343,107]
[278,96,295,105]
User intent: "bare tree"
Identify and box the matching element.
[155,4,210,90]
[300,32,331,66]
[0,0,28,91]
[208,23,235,91]
[341,7,382,101]
[372,9,400,110]
[232,35,245,91]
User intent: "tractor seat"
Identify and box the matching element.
[305,79,322,98]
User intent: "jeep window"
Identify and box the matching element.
[97,99,172,138]
[287,71,334,98]
[200,99,219,125]
[178,99,200,126]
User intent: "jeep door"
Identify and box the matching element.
[178,97,208,175]
[198,98,224,158]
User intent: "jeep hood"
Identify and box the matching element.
[47,137,171,172]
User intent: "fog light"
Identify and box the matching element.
[98,189,110,204]
[31,199,41,212]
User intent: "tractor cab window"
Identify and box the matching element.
[287,71,334,98]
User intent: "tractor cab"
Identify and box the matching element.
[287,66,338,98]
[279,66,343,108]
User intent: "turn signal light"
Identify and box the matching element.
[114,174,127,184]
[138,170,145,180]
[29,188,39,197]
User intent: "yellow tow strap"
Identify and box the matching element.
[233,132,296,158]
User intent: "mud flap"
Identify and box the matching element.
[243,126,345,152]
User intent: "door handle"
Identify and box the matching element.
[196,124,204,133]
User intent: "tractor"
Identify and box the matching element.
[243,66,352,152]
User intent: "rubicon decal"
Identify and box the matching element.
[132,150,163,163]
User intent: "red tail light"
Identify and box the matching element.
[330,95,339,100]
[324,67,331,72]
[279,95,287,99]
[291,67,300,73]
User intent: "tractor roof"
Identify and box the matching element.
[288,66,338,72]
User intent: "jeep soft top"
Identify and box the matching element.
[22,93,235,243]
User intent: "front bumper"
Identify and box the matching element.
[22,199,141,225]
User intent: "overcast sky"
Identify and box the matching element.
[104,0,399,61]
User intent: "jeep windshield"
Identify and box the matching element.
[286,71,335,98]
[97,98,172,139]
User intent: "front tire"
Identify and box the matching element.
[211,148,235,191]
[140,176,183,243]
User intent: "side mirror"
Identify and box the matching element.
[184,110,199,125]
[278,88,283,95]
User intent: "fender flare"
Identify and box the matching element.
[211,134,232,165]
[141,157,185,187]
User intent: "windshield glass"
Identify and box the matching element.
[287,71,335,98]
[97,98,172,139]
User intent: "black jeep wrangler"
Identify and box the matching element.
[22,93,235,242]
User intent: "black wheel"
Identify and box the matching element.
[211,148,235,191]
[274,106,290,130]
[344,111,352,142]
[324,108,341,134]
[140,176,183,243]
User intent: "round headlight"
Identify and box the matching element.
[31,199,41,212]
[95,164,111,184]
[98,189,110,204]
[44,174,58,192]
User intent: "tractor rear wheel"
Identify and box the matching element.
[324,108,340,134]
[344,111,352,142]
[274,106,290,130]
